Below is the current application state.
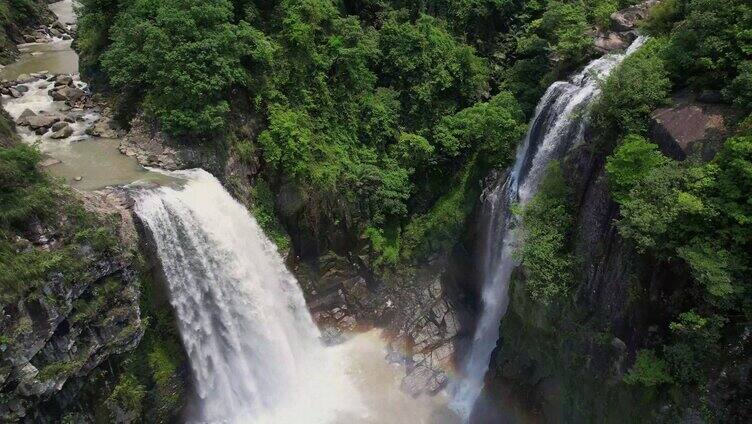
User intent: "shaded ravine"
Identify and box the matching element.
[449,37,647,419]
[133,169,457,424]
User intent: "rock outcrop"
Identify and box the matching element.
[0,189,144,422]
[650,92,741,160]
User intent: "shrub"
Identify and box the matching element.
[605,135,670,204]
[592,38,671,137]
[623,349,673,386]
[517,161,575,305]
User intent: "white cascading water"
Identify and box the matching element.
[132,169,367,423]
[449,37,647,419]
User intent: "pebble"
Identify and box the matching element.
[74,176,83,182]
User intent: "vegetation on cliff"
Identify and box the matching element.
[509,0,751,420]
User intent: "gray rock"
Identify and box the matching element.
[610,0,658,32]
[15,109,36,126]
[62,34,72,40]
[50,89,67,101]
[15,84,29,93]
[23,34,36,43]
[51,121,69,132]
[54,75,73,87]
[9,88,21,98]
[27,114,60,130]
[57,86,86,103]
[50,28,62,38]
[50,125,74,139]
[15,74,34,84]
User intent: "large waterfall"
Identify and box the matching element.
[450,37,646,418]
[133,169,365,423]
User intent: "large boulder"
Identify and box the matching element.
[50,124,73,139]
[610,0,659,32]
[650,95,739,160]
[15,109,36,126]
[26,114,60,130]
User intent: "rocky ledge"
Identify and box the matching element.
[0,189,143,422]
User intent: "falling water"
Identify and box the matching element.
[449,37,647,419]
[133,169,366,423]
[132,169,458,423]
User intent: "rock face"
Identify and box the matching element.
[611,0,659,31]
[0,189,144,422]
[298,253,467,397]
[593,0,655,53]
[650,93,739,160]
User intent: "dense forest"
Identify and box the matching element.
[2,0,751,421]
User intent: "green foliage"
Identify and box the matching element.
[99,0,274,135]
[248,178,291,252]
[612,135,752,392]
[434,91,527,166]
[517,161,576,305]
[605,135,670,204]
[587,0,619,29]
[659,0,752,109]
[640,0,680,35]
[623,349,673,386]
[378,14,490,130]
[592,38,671,137]
[106,374,146,419]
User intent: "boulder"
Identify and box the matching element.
[15,74,34,84]
[50,121,69,132]
[14,84,29,93]
[23,34,36,43]
[39,157,62,167]
[50,89,66,101]
[650,98,737,160]
[594,31,637,53]
[57,86,86,103]
[610,0,658,32]
[50,28,62,38]
[9,88,22,98]
[50,124,73,139]
[51,21,67,32]
[61,34,72,41]
[15,109,36,126]
[54,75,73,87]
[27,114,60,130]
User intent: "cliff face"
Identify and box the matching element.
[0,184,144,421]
[484,100,750,422]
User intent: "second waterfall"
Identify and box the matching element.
[450,37,647,419]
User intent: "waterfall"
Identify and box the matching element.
[132,169,365,423]
[449,37,647,418]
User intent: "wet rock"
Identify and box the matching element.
[594,31,636,53]
[74,176,82,182]
[54,75,73,87]
[27,114,60,130]
[61,34,72,41]
[23,34,36,43]
[611,0,658,32]
[86,117,119,138]
[50,124,73,139]
[39,157,62,167]
[50,121,69,132]
[50,90,66,101]
[15,109,36,126]
[51,21,67,33]
[15,74,34,84]
[50,28,62,38]
[9,88,21,98]
[15,84,29,93]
